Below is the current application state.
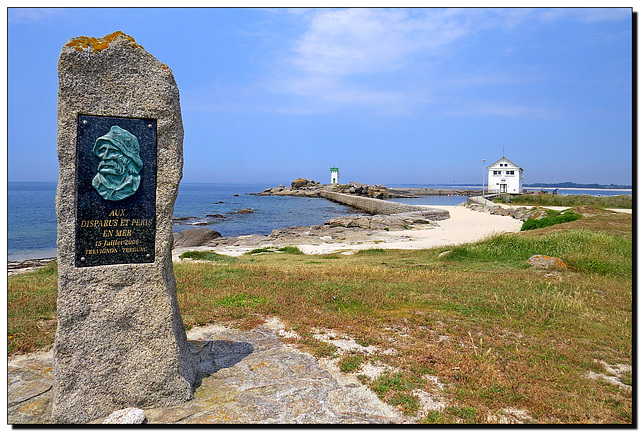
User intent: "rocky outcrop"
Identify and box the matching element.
[464,201,547,222]
[344,182,390,199]
[173,228,222,248]
[257,185,322,197]
[257,180,408,199]
[172,211,440,251]
[9,323,408,425]
[8,258,57,276]
[325,212,433,230]
[291,178,320,189]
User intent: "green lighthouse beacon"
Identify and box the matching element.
[330,167,339,184]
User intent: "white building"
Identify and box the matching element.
[330,167,339,184]
[487,157,523,194]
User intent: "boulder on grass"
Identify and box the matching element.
[527,255,568,270]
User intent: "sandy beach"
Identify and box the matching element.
[173,204,524,259]
[298,205,523,255]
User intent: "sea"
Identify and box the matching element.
[7,182,632,261]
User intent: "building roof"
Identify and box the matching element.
[487,157,523,171]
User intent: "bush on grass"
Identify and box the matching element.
[521,211,581,231]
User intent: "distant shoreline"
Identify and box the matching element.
[540,187,632,192]
[393,185,632,193]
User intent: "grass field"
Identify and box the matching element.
[8,206,632,424]
[495,193,632,209]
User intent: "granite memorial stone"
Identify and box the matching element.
[53,32,198,423]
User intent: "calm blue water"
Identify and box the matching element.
[8,182,59,261]
[7,182,633,261]
[8,182,366,260]
[172,183,365,237]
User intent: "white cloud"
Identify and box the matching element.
[266,7,630,116]
[272,8,476,114]
[291,8,470,77]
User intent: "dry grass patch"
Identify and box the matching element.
[8,209,632,423]
[7,262,58,354]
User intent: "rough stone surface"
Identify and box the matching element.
[8,351,54,424]
[103,408,147,424]
[54,32,197,423]
[291,178,310,189]
[173,228,222,248]
[326,211,434,230]
[527,254,568,270]
[171,213,440,251]
[8,323,408,424]
[465,200,550,222]
[258,181,406,199]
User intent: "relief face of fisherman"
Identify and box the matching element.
[92,125,143,201]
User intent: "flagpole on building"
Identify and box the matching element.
[482,159,486,197]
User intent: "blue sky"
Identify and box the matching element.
[6,7,633,186]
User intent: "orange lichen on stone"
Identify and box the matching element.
[527,254,568,270]
[66,31,143,52]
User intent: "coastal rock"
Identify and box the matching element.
[103,408,147,424]
[527,210,548,220]
[173,228,222,248]
[8,258,56,277]
[367,187,389,199]
[258,180,408,199]
[291,178,309,189]
[326,212,435,231]
[237,208,254,214]
[527,255,568,270]
[464,202,548,222]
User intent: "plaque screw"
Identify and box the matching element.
[82,120,88,125]
[80,257,86,262]
[148,124,153,128]
[146,254,151,258]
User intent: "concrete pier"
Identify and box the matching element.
[319,191,450,221]
[388,187,483,197]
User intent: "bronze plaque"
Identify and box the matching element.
[75,115,157,267]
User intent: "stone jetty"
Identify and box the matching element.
[257,178,450,221]
[319,191,449,220]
